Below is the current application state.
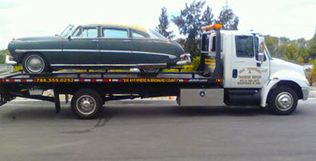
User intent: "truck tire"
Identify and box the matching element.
[22,53,49,74]
[268,86,298,115]
[71,89,102,119]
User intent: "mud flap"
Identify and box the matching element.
[54,90,61,114]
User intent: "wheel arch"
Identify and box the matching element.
[269,81,303,99]
[261,80,303,107]
[20,52,50,64]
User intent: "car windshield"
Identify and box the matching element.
[148,29,166,39]
[60,24,75,37]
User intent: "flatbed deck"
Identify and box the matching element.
[0,71,222,84]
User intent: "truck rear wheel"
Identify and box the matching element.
[71,89,102,119]
[268,86,298,115]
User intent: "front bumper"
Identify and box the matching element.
[302,87,309,100]
[176,53,191,66]
[5,55,17,65]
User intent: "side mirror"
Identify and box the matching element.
[258,52,264,63]
[67,35,72,40]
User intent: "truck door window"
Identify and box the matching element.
[235,36,254,58]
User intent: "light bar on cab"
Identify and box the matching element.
[201,24,223,31]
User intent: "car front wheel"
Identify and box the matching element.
[22,53,49,74]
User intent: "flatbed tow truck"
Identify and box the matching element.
[0,24,310,119]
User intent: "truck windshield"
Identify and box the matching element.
[61,25,74,37]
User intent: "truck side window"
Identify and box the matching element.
[235,36,254,58]
[211,36,224,52]
[201,34,210,52]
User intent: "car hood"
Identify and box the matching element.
[14,36,63,42]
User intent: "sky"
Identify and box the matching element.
[0,0,316,49]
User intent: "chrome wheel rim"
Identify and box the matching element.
[76,95,97,115]
[25,55,45,73]
[275,92,293,111]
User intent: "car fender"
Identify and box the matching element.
[260,70,309,107]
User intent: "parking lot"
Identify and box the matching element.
[0,99,316,161]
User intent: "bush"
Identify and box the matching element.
[306,67,316,86]
[13,65,23,72]
[162,56,200,72]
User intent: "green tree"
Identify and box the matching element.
[296,38,310,63]
[217,5,239,30]
[308,30,316,59]
[0,49,9,64]
[201,6,214,26]
[280,42,302,62]
[265,35,279,57]
[172,0,214,57]
[156,7,175,39]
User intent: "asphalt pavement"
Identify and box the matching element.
[0,99,316,161]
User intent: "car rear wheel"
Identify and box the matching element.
[22,53,49,74]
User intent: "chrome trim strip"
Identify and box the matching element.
[15,49,176,58]
[100,50,131,53]
[132,51,174,58]
[51,63,167,67]
[15,49,62,53]
[63,49,99,52]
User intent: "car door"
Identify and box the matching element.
[229,35,270,88]
[130,30,172,64]
[98,27,133,65]
[61,26,100,65]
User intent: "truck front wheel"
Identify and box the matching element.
[268,86,298,115]
[71,89,102,119]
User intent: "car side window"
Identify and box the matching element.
[102,28,128,38]
[76,27,98,38]
[235,36,254,58]
[132,31,148,38]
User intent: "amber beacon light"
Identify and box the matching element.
[201,24,223,31]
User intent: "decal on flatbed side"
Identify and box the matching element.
[36,78,75,83]
[121,78,179,83]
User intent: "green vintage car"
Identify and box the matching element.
[6,24,191,74]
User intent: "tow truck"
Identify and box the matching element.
[0,24,309,119]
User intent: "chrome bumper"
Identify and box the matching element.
[302,87,309,100]
[5,55,17,65]
[176,53,191,66]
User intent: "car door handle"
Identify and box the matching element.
[91,40,99,43]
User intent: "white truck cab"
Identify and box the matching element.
[200,24,309,115]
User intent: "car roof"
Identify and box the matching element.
[81,23,148,33]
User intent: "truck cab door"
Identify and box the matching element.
[229,35,270,88]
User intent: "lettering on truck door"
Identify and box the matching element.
[229,35,270,88]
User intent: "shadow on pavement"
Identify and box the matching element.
[1,100,311,121]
